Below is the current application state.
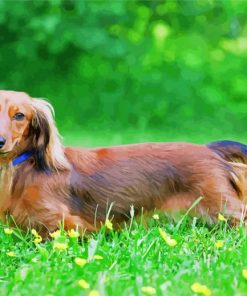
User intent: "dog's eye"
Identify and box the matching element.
[13,112,25,121]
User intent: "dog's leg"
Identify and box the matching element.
[222,198,247,225]
[160,192,217,223]
[160,192,247,225]
[64,215,96,233]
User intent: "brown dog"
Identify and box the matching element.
[0,90,246,236]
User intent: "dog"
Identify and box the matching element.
[0,90,247,237]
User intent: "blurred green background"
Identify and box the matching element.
[0,0,246,146]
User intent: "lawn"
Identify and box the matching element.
[1,131,247,296]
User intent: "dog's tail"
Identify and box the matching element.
[207,140,247,164]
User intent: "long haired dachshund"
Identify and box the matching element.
[0,90,247,236]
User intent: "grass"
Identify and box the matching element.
[1,216,247,296]
[1,131,247,296]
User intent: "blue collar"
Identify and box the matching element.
[12,150,35,167]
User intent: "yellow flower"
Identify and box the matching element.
[74,257,87,267]
[34,235,42,244]
[215,241,224,248]
[191,282,211,296]
[93,255,103,260]
[158,228,177,247]
[165,237,177,247]
[88,291,100,296]
[242,269,247,279]
[6,251,16,257]
[53,242,68,251]
[49,230,61,239]
[4,228,13,235]
[31,229,39,237]
[218,213,227,222]
[78,279,90,289]
[68,229,80,238]
[105,219,113,230]
[141,286,156,295]
[158,228,168,240]
[152,214,159,220]
[31,229,42,243]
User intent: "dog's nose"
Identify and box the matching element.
[0,137,6,149]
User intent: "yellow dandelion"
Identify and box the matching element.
[105,219,113,230]
[242,269,247,279]
[158,228,168,240]
[78,279,90,289]
[4,228,13,235]
[215,241,224,248]
[49,230,61,239]
[74,257,87,267]
[218,213,227,222]
[88,291,100,296]
[158,228,177,247]
[93,255,103,260]
[6,251,16,257]
[152,214,159,220]
[68,229,80,238]
[141,286,156,295]
[191,282,211,296]
[31,229,39,237]
[34,235,42,244]
[53,242,68,251]
[165,236,177,247]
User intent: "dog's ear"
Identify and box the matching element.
[31,98,70,172]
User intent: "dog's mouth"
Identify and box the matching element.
[0,142,19,157]
[0,151,11,156]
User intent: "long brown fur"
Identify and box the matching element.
[0,90,247,236]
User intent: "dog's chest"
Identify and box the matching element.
[0,165,14,211]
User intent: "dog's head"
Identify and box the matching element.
[0,90,69,171]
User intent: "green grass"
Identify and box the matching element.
[1,131,247,296]
[1,216,247,296]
